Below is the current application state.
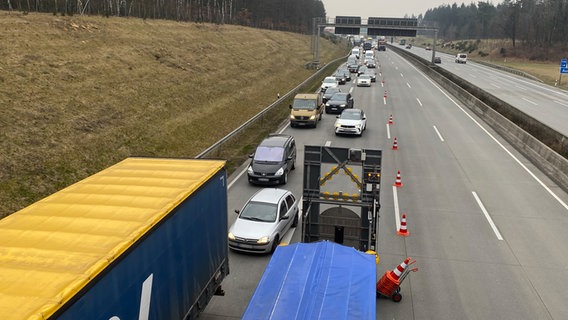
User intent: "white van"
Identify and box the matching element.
[455,53,467,64]
[365,51,374,59]
[351,48,360,59]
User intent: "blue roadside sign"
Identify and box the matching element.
[561,59,568,74]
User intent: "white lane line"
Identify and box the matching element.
[393,186,401,231]
[349,87,354,93]
[386,123,391,139]
[416,98,423,107]
[515,85,525,90]
[400,73,404,78]
[522,97,538,105]
[433,125,445,142]
[553,100,568,107]
[384,97,387,105]
[472,191,504,240]
[491,83,501,89]
[406,83,412,88]
[414,63,568,212]
[470,74,477,78]
[325,140,332,147]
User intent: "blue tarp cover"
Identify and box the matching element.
[243,241,376,319]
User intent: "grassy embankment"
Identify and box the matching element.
[0,11,348,218]
[412,37,568,90]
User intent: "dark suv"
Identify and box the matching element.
[325,92,354,114]
[247,134,296,185]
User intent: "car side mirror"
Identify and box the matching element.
[336,115,340,118]
[289,104,292,109]
[363,117,367,120]
[280,214,289,221]
[234,209,240,214]
[249,153,254,159]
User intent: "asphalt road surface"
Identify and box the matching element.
[202,48,568,320]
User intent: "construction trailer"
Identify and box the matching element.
[302,146,382,252]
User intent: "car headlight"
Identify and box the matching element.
[275,167,284,177]
[335,122,341,128]
[309,115,316,120]
[228,232,235,240]
[340,104,346,107]
[355,124,362,129]
[326,102,330,106]
[247,166,253,175]
[257,236,270,245]
[290,114,295,119]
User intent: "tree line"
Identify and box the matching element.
[422,0,568,46]
[2,0,326,33]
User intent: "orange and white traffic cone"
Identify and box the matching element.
[384,91,388,98]
[393,170,403,187]
[398,213,409,236]
[391,257,411,281]
[376,257,411,297]
[388,115,393,125]
[392,137,398,150]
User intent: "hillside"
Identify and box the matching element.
[0,11,347,218]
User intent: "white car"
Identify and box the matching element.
[455,53,467,64]
[357,74,372,87]
[228,188,299,254]
[334,109,367,136]
[321,76,339,92]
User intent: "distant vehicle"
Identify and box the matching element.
[247,134,296,185]
[348,62,360,73]
[425,46,432,51]
[325,92,354,114]
[228,188,299,254]
[357,65,368,76]
[351,48,360,58]
[377,39,386,51]
[334,109,367,136]
[357,74,372,87]
[406,44,412,49]
[365,59,376,68]
[434,56,442,64]
[399,39,406,45]
[338,67,351,81]
[289,93,324,128]
[323,87,341,103]
[455,53,467,64]
[364,69,376,82]
[334,70,348,84]
[363,41,373,51]
[320,76,339,92]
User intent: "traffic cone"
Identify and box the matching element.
[381,79,385,87]
[393,170,403,187]
[388,115,393,125]
[398,213,409,236]
[391,257,411,281]
[392,137,398,150]
[384,91,388,98]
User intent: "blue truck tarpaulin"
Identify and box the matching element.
[243,241,376,319]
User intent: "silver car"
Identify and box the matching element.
[228,188,299,253]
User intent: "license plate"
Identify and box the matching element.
[258,178,269,182]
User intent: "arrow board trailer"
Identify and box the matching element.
[243,241,376,319]
[302,146,382,252]
[0,158,229,320]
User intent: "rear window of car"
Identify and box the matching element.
[254,146,285,161]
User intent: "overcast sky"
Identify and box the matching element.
[320,0,465,18]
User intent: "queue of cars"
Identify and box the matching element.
[230,45,378,254]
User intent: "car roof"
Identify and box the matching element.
[250,188,291,204]
[342,108,362,114]
[260,134,293,147]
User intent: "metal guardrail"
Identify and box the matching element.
[195,54,348,159]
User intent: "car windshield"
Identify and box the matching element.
[330,93,346,101]
[340,111,361,120]
[239,201,277,222]
[323,78,336,84]
[254,146,284,162]
[359,75,370,79]
[325,88,340,97]
[293,99,317,110]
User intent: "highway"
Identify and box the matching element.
[407,44,568,136]
[201,48,568,319]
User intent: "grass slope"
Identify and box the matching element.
[0,11,347,218]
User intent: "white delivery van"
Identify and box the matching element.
[455,53,467,64]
